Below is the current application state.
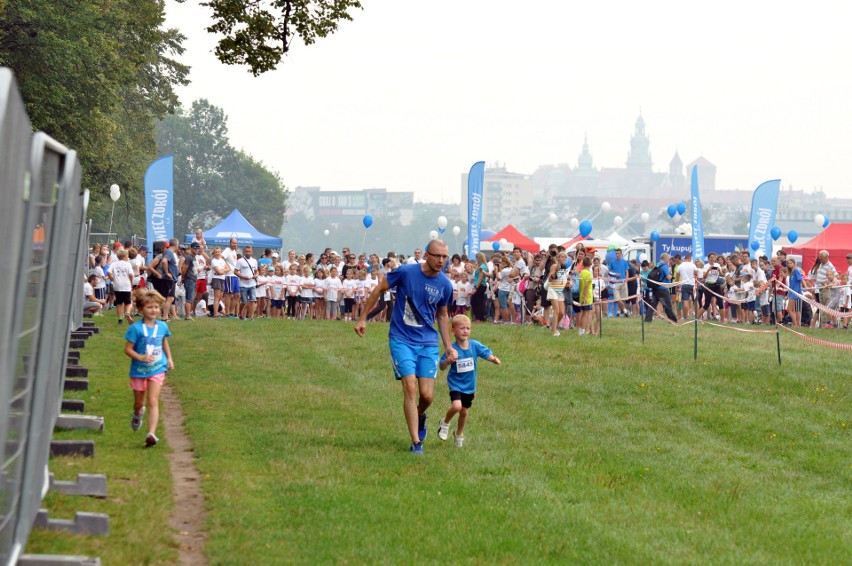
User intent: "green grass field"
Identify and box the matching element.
[28,317,851,564]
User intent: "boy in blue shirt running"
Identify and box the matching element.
[437,314,501,447]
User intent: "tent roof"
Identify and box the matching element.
[781,222,852,271]
[485,224,540,252]
[185,209,282,248]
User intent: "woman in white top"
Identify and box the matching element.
[209,247,229,318]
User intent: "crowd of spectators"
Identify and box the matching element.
[83,234,851,331]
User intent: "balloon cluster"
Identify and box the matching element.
[814,213,830,229]
[666,202,686,218]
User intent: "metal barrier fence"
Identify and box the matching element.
[0,68,90,564]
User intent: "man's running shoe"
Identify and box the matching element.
[409,441,423,454]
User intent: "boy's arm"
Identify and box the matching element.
[487,354,501,366]
[439,357,452,371]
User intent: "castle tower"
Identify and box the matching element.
[575,133,598,177]
[626,113,652,171]
[669,151,685,192]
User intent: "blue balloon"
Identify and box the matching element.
[650,230,659,242]
[770,226,782,241]
[677,202,686,215]
[438,227,446,234]
[667,205,677,218]
[579,220,593,237]
[366,265,372,273]
[492,241,500,251]
[787,230,798,243]
[750,240,760,251]
[823,216,830,229]
[362,215,373,228]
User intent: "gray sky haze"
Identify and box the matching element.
[165,0,852,202]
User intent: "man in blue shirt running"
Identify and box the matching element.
[356,240,457,454]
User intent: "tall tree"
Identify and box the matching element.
[156,99,288,237]
[201,0,362,75]
[0,0,189,236]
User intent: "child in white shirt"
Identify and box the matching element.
[299,265,314,320]
[324,267,343,320]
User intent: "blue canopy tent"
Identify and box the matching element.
[184,209,282,248]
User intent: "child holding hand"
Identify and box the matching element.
[437,314,501,447]
[124,288,174,447]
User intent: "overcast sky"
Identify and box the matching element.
[164,0,852,203]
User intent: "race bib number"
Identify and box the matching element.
[146,344,163,363]
[456,358,474,373]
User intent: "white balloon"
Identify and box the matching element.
[452,225,461,236]
[323,229,330,236]
[814,213,825,226]
[640,212,650,223]
[429,230,439,240]
[109,183,121,202]
[570,217,579,228]
[437,215,448,229]
[637,253,647,263]
[499,238,508,246]
[613,215,623,226]
[548,213,558,223]
[601,201,611,213]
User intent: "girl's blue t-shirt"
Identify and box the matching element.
[124,320,171,378]
[386,263,453,346]
[788,268,803,295]
[441,339,493,394]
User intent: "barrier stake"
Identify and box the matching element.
[641,294,645,343]
[773,280,782,365]
[693,311,698,361]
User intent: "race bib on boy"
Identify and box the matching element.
[456,358,474,373]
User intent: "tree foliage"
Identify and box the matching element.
[202,0,362,75]
[0,0,189,237]
[156,99,288,238]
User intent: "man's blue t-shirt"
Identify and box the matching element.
[656,262,671,282]
[386,263,453,346]
[608,258,629,281]
[163,249,179,279]
[441,339,493,394]
[125,320,171,378]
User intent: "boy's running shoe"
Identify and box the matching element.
[418,413,427,441]
[130,407,145,431]
[145,433,158,447]
[453,431,464,448]
[409,441,423,454]
[438,419,450,441]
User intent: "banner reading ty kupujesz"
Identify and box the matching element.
[747,179,781,259]
[144,154,174,245]
[467,161,485,256]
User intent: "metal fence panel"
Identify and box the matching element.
[0,67,34,566]
[0,69,89,565]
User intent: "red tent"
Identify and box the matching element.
[782,222,852,271]
[485,224,540,253]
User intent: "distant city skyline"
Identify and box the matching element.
[165,1,852,203]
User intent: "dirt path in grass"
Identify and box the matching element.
[161,384,208,566]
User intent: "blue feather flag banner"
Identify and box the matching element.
[144,154,174,244]
[467,161,485,255]
[747,179,781,259]
[690,165,705,260]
